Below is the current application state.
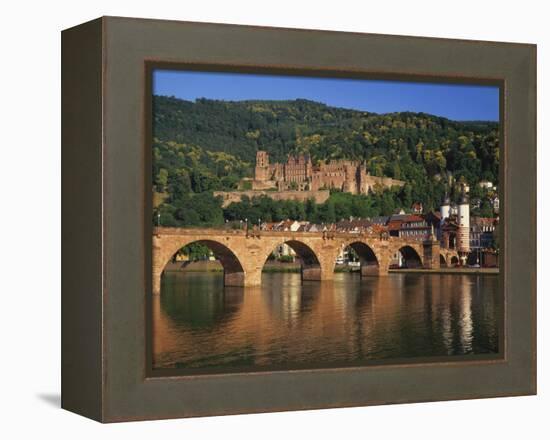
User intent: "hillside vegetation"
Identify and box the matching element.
[153,96,499,227]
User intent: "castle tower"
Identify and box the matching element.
[342,163,360,194]
[457,192,470,264]
[305,154,313,180]
[255,150,270,181]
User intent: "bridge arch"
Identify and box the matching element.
[440,254,447,267]
[152,228,447,293]
[342,241,381,276]
[397,245,423,268]
[153,237,248,295]
[262,239,326,282]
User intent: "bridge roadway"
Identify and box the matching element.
[152,226,459,295]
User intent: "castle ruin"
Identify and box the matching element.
[253,150,405,194]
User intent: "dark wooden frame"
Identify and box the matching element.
[62,16,536,422]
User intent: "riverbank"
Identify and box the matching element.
[166,260,336,273]
[165,260,306,273]
[389,268,499,275]
[165,260,223,272]
[165,260,498,275]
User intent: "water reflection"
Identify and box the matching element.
[160,272,244,328]
[153,272,500,371]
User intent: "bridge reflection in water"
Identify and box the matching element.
[152,272,499,371]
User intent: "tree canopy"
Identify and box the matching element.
[153,96,499,227]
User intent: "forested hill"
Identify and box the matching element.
[153,95,499,183]
[152,95,499,225]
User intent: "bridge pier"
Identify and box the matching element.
[242,267,262,287]
[422,240,441,270]
[302,266,321,281]
[361,264,388,277]
[224,271,246,287]
[301,265,334,282]
[153,273,161,296]
[361,254,390,277]
[152,259,165,295]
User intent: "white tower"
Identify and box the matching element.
[457,192,470,264]
[440,194,451,221]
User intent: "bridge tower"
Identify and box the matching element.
[440,193,451,221]
[457,192,470,265]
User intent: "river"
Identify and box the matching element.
[152,272,500,373]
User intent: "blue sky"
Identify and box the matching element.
[153,69,499,122]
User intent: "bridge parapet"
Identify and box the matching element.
[154,226,389,239]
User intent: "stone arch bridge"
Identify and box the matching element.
[152,227,458,295]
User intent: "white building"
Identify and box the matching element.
[457,193,471,264]
[491,195,500,213]
[479,180,494,189]
[440,195,451,221]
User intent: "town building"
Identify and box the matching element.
[410,202,423,214]
[470,217,498,249]
[334,218,373,234]
[386,214,432,241]
[491,195,500,214]
[478,180,494,189]
[468,217,499,266]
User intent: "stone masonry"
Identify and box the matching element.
[254,150,405,194]
[152,227,454,295]
[213,189,330,207]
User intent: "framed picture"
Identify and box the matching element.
[62,16,536,422]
